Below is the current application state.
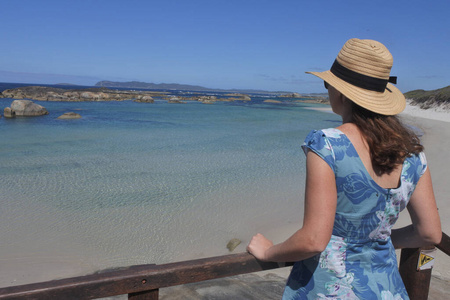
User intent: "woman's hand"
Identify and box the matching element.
[247,233,274,261]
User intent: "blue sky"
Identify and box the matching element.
[1,0,449,93]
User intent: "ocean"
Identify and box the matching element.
[0,86,340,286]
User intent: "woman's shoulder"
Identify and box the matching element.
[303,127,349,155]
[305,127,344,140]
[303,127,349,151]
[404,151,428,178]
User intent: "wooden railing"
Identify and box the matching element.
[400,231,450,299]
[0,253,293,300]
[0,232,448,300]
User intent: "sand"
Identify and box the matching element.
[402,100,450,123]
[398,110,450,281]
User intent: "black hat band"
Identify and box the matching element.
[330,60,397,92]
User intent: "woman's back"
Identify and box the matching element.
[338,123,403,189]
[282,127,427,299]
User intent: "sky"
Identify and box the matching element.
[1,0,449,93]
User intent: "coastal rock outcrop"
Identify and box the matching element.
[0,86,167,102]
[57,112,82,119]
[134,95,154,103]
[168,96,186,104]
[0,86,256,105]
[198,95,217,104]
[280,92,302,98]
[8,100,49,116]
[263,99,282,103]
[224,93,251,101]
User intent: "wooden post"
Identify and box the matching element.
[399,246,435,300]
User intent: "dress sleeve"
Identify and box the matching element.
[301,130,336,173]
[418,152,428,177]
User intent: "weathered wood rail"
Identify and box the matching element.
[0,232,448,300]
[0,253,293,300]
[400,231,450,299]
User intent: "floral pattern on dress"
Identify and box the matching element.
[336,172,376,204]
[316,236,358,299]
[381,291,404,300]
[283,129,426,299]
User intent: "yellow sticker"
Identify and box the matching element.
[417,249,436,270]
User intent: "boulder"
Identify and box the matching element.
[3,107,15,118]
[168,96,186,104]
[57,112,82,119]
[134,95,154,103]
[263,99,282,103]
[280,93,302,98]
[10,100,49,116]
[198,96,217,104]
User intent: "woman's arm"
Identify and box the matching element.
[247,150,337,262]
[391,168,442,249]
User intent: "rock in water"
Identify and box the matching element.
[226,238,242,252]
[4,107,15,118]
[134,95,154,103]
[10,100,48,116]
[57,112,82,119]
[263,99,282,103]
[3,107,16,118]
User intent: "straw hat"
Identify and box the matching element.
[307,38,405,115]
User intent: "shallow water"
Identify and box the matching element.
[0,97,340,285]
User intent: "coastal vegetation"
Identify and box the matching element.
[404,85,450,109]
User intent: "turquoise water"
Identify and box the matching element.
[0,97,340,285]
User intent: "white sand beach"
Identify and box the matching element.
[398,109,450,281]
[402,100,450,123]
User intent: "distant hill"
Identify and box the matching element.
[95,80,289,94]
[404,85,450,109]
[96,81,210,91]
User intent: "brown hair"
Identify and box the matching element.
[351,102,424,175]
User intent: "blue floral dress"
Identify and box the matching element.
[282,128,427,300]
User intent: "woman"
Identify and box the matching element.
[247,38,441,299]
